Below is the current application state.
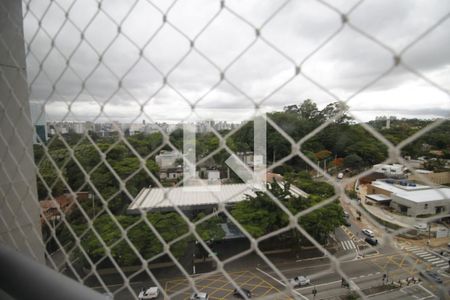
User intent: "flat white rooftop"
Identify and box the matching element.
[371,180,430,194]
[366,194,391,202]
[396,188,450,203]
[128,182,308,211]
[129,184,255,211]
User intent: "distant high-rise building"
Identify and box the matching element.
[30,102,47,143]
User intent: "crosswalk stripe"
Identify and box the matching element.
[435,262,448,267]
[431,260,446,264]
[415,251,428,255]
[341,240,356,250]
[440,265,449,269]
[427,257,440,262]
[348,240,356,249]
[406,246,420,251]
[345,240,352,250]
[420,254,434,259]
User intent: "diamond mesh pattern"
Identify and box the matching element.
[1,0,449,299]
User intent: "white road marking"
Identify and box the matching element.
[406,247,421,251]
[255,268,286,287]
[426,258,440,262]
[416,283,437,300]
[255,268,313,299]
[431,259,445,264]
[295,280,341,291]
[341,240,356,251]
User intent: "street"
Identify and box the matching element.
[85,245,449,299]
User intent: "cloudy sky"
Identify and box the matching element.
[24,0,450,123]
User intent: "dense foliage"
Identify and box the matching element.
[72,212,189,267]
[231,180,344,244]
[37,99,450,266]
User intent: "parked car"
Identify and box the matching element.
[438,248,448,256]
[190,292,209,300]
[365,237,378,246]
[414,223,427,231]
[138,287,159,300]
[343,219,351,227]
[233,287,252,298]
[362,229,374,237]
[289,276,311,287]
[343,211,350,218]
[337,173,344,179]
[420,270,443,284]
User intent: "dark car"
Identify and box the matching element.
[420,270,443,284]
[343,219,351,227]
[233,288,252,299]
[365,237,378,246]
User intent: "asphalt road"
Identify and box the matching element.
[86,246,450,300]
[78,209,446,299]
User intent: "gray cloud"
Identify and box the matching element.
[23,0,450,123]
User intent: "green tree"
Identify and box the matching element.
[76,212,189,267]
[231,183,290,238]
[343,154,363,170]
[195,213,225,242]
[231,180,343,243]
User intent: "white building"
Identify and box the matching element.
[155,150,182,169]
[391,188,450,217]
[373,163,407,178]
[207,170,220,183]
[73,122,86,134]
[129,123,145,135]
[128,181,308,213]
[368,180,450,217]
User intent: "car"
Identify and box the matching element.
[337,173,344,179]
[289,276,311,287]
[190,292,209,300]
[343,219,351,227]
[138,287,159,300]
[414,223,427,231]
[233,287,252,298]
[362,229,374,237]
[437,248,449,257]
[420,270,443,284]
[343,211,350,218]
[365,237,378,246]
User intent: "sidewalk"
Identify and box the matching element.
[362,204,413,228]
[398,236,450,249]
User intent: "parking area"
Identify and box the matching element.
[164,270,291,299]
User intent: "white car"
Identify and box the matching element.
[289,276,311,287]
[362,229,374,237]
[138,287,159,300]
[414,223,427,231]
[190,292,209,300]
